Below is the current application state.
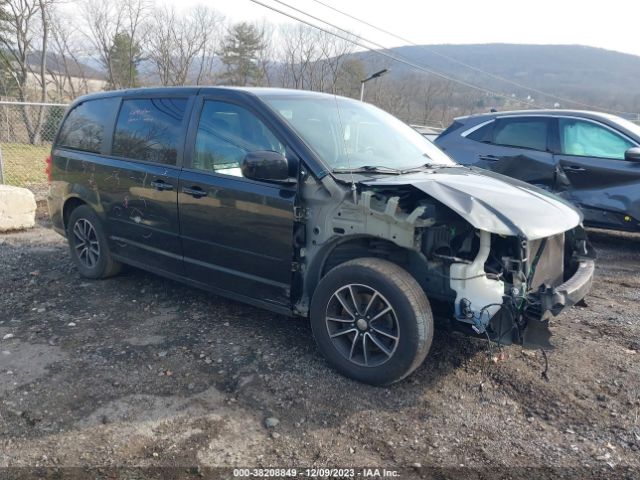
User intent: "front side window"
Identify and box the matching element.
[112,98,188,165]
[57,98,118,153]
[559,119,633,160]
[193,100,285,177]
[493,118,548,151]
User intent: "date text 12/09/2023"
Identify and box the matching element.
[232,468,400,477]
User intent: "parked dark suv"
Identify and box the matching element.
[48,88,595,385]
[435,110,640,232]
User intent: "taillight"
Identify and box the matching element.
[45,155,52,183]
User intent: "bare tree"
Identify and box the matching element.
[417,75,443,125]
[255,20,274,87]
[81,0,149,90]
[146,5,224,86]
[375,79,412,120]
[47,6,92,99]
[0,0,57,143]
[317,29,354,93]
[81,0,120,89]
[438,80,455,125]
[192,6,225,85]
[276,24,357,93]
[277,24,317,89]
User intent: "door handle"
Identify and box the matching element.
[478,155,499,162]
[565,165,586,172]
[151,180,174,191]
[182,186,208,198]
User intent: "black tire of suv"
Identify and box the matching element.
[310,258,433,385]
[66,205,121,279]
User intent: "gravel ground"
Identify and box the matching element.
[0,204,639,478]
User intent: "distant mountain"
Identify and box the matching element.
[27,51,106,80]
[354,44,640,116]
[50,43,640,118]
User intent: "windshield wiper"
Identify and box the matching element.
[400,162,457,173]
[332,165,402,174]
[400,163,437,173]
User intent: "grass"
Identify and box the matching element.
[1,142,51,187]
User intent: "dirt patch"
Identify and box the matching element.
[1,207,639,474]
[0,340,67,395]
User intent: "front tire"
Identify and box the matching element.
[66,205,121,279]
[310,258,433,385]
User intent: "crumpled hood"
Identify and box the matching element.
[360,167,583,240]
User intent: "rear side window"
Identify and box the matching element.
[57,98,118,153]
[493,118,548,151]
[113,98,188,165]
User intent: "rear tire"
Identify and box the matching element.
[310,258,433,385]
[66,205,121,279]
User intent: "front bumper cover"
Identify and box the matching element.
[536,259,595,317]
[521,258,595,349]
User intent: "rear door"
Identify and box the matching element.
[178,95,296,308]
[99,94,194,274]
[474,116,557,189]
[553,117,640,227]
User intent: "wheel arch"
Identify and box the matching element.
[303,235,424,302]
[62,196,87,229]
[61,185,106,230]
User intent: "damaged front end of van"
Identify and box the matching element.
[258,89,595,384]
[297,166,595,349]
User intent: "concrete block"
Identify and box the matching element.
[0,185,37,232]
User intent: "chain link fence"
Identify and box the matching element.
[0,101,68,200]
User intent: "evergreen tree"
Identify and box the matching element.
[105,32,142,90]
[219,22,264,86]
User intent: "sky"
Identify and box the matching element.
[158,0,640,57]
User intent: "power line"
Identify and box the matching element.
[309,0,639,116]
[248,0,538,108]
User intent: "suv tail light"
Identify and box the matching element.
[45,155,52,183]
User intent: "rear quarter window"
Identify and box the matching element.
[437,120,463,139]
[112,98,188,165]
[466,121,494,142]
[56,98,118,154]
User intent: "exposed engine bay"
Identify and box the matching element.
[420,215,594,348]
[297,168,596,349]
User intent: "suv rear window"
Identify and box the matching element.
[112,98,188,165]
[57,98,118,154]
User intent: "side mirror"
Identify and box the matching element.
[241,151,290,182]
[624,147,640,162]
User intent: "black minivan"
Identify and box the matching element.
[48,87,595,385]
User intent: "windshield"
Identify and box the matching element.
[259,94,456,171]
